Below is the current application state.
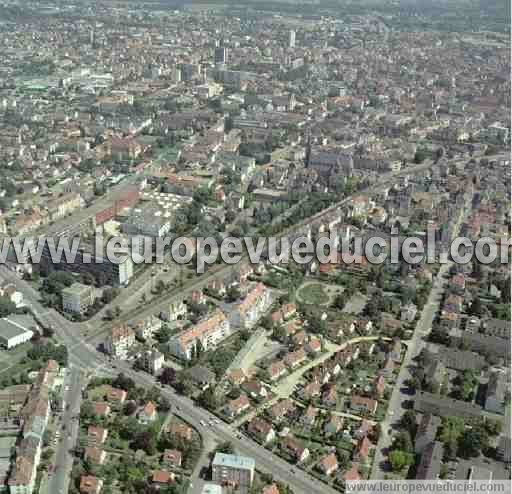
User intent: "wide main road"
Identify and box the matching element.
[45,366,86,494]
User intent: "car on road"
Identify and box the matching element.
[200,420,206,427]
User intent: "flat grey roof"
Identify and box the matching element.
[0,316,36,341]
[213,452,255,471]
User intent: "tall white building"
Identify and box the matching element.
[168,310,230,361]
[289,30,296,48]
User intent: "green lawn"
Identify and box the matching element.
[297,283,330,305]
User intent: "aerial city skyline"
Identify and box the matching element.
[0,1,509,494]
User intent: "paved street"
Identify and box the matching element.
[45,366,86,494]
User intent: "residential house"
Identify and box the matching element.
[283,319,301,339]
[380,316,403,336]
[206,279,226,297]
[400,303,418,322]
[152,470,175,487]
[309,366,331,385]
[105,325,135,359]
[267,361,287,382]
[248,418,276,444]
[138,402,157,425]
[168,423,193,442]
[227,369,246,386]
[291,331,307,348]
[268,399,296,422]
[262,484,281,494]
[224,394,251,419]
[190,290,206,305]
[284,349,307,370]
[318,453,338,476]
[211,453,255,492]
[61,283,94,315]
[335,346,354,367]
[388,339,402,363]
[354,419,373,440]
[353,436,372,463]
[93,403,111,418]
[425,360,445,394]
[343,464,361,483]
[355,319,373,335]
[322,385,337,407]
[282,437,309,463]
[88,426,108,445]
[110,136,142,160]
[305,338,322,355]
[301,405,318,428]
[163,449,182,468]
[84,447,106,466]
[379,357,395,378]
[271,303,297,325]
[324,414,344,436]
[106,387,127,405]
[301,381,321,401]
[374,375,386,399]
[350,396,378,415]
[80,475,103,494]
[242,381,268,401]
[0,283,23,308]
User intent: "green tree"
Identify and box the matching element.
[439,417,465,457]
[393,431,413,453]
[389,450,414,472]
[458,426,489,458]
[155,325,172,344]
[198,388,220,411]
[0,296,16,317]
[332,293,347,310]
[400,410,418,438]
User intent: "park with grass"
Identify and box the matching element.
[296,281,344,307]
